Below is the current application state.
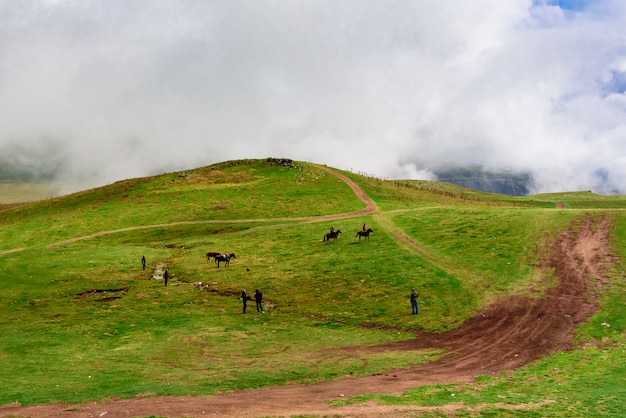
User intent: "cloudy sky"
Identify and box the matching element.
[1,0,625,194]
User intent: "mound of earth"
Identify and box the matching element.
[2,213,614,417]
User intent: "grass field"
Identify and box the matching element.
[0,159,624,416]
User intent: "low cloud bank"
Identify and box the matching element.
[1,1,625,195]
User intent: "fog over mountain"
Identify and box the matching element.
[1,0,625,195]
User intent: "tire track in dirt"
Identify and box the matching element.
[1,170,618,418]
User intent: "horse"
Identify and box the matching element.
[356,228,374,241]
[206,251,221,261]
[215,253,236,268]
[323,229,341,242]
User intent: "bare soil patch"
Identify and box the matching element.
[74,288,129,303]
[3,213,615,417]
[2,168,616,417]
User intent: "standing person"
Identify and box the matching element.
[241,289,248,314]
[163,269,169,287]
[254,289,264,313]
[410,288,419,315]
[141,255,146,270]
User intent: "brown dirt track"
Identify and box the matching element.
[1,168,617,417]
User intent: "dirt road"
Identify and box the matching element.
[1,167,616,417]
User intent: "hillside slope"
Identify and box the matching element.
[2,160,620,417]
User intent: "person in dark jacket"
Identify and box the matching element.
[241,289,248,314]
[141,255,146,270]
[163,269,169,286]
[410,288,419,315]
[254,289,264,313]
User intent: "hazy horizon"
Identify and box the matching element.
[1,0,625,195]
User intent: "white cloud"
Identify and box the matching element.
[0,0,625,194]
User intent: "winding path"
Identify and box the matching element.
[1,166,617,417]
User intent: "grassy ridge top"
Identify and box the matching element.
[1,158,625,415]
[0,160,366,251]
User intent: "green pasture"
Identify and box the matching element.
[0,160,364,251]
[0,159,625,416]
[338,213,626,417]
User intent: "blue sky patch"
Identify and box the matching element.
[553,0,592,11]
[535,0,593,11]
[602,70,626,95]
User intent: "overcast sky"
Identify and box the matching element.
[1,0,625,194]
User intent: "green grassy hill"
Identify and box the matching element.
[0,159,624,416]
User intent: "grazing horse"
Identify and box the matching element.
[356,228,374,241]
[323,229,342,242]
[206,251,221,261]
[215,253,236,268]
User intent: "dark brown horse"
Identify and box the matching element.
[206,252,221,261]
[323,229,341,242]
[215,253,236,267]
[356,228,373,241]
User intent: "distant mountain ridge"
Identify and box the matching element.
[433,165,533,196]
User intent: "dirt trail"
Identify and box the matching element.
[1,168,617,418]
[312,164,378,214]
[0,165,374,255]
